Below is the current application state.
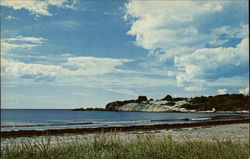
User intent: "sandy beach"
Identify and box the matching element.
[155,123,249,142]
[1,123,249,147]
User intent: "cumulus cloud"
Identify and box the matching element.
[1,56,133,80]
[2,56,176,90]
[1,0,78,16]
[209,24,249,47]
[1,35,134,82]
[2,34,174,90]
[63,56,133,76]
[217,88,227,95]
[213,24,249,39]
[124,1,224,57]
[185,86,203,92]
[239,86,249,95]
[1,35,175,89]
[174,38,249,86]
[1,58,61,80]
[124,1,249,92]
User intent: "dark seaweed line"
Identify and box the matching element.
[1,119,249,138]
[1,122,94,128]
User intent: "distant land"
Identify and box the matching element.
[73,94,249,113]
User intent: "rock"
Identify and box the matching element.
[104,94,249,112]
[106,99,137,110]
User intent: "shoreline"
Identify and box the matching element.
[2,123,249,159]
[1,119,249,138]
[72,109,250,114]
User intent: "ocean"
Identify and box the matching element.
[1,109,248,131]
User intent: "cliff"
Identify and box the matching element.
[105,94,249,113]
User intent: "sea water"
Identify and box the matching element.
[1,109,248,131]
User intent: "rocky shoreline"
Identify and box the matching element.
[74,94,249,113]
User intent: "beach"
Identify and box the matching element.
[2,122,249,159]
[1,110,249,158]
[1,122,249,146]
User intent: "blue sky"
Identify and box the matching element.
[1,0,249,109]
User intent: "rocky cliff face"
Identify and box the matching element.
[105,96,193,112]
[113,100,191,112]
[105,94,249,113]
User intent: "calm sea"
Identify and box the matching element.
[1,109,248,131]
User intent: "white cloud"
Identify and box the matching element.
[185,86,203,92]
[124,1,249,92]
[5,15,16,20]
[1,35,134,81]
[1,36,177,94]
[2,57,176,90]
[1,58,62,79]
[64,56,133,76]
[174,38,249,87]
[166,71,176,77]
[212,24,249,39]
[1,56,133,80]
[61,53,73,57]
[217,88,227,95]
[239,86,249,95]
[124,1,225,58]
[4,36,46,44]
[1,0,78,16]
[124,0,248,62]
[1,36,46,55]
[1,41,37,55]
[106,88,137,96]
[209,24,249,47]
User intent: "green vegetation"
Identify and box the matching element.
[162,95,187,102]
[181,94,249,111]
[1,135,249,159]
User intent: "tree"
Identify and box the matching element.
[162,95,173,101]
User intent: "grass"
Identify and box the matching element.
[1,134,249,159]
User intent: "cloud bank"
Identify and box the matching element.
[124,0,249,92]
[1,0,78,16]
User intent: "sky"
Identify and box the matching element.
[1,0,249,109]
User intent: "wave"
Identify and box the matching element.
[1,122,93,128]
[3,115,244,129]
[93,120,151,124]
[1,120,153,128]
[189,117,211,121]
[150,118,190,122]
